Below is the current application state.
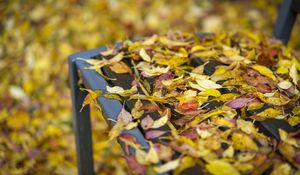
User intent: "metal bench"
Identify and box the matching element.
[69,0,299,174]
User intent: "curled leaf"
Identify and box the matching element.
[139,48,152,62]
[189,79,222,91]
[251,64,276,81]
[137,62,170,77]
[290,63,298,84]
[78,52,124,70]
[80,89,103,111]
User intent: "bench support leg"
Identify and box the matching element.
[273,0,298,44]
[69,58,94,175]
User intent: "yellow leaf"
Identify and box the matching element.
[279,129,299,147]
[191,45,206,53]
[151,115,168,129]
[81,89,103,111]
[191,110,224,125]
[257,108,282,119]
[270,163,291,175]
[142,34,157,45]
[292,106,300,115]
[108,108,132,141]
[174,156,195,175]
[247,101,264,111]
[277,66,289,74]
[199,89,221,97]
[288,115,300,126]
[145,142,159,164]
[189,79,222,91]
[278,81,292,90]
[137,62,170,77]
[236,119,256,134]
[222,146,234,158]
[106,86,125,94]
[139,48,152,62]
[159,36,189,47]
[246,49,256,60]
[251,64,276,81]
[44,125,63,137]
[103,93,122,101]
[131,99,144,119]
[106,85,137,96]
[232,133,258,151]
[125,122,138,130]
[213,66,227,75]
[78,52,124,70]
[217,93,240,102]
[7,111,30,130]
[154,158,180,173]
[206,160,240,175]
[196,128,213,139]
[100,48,115,56]
[213,117,234,128]
[109,61,131,74]
[290,63,298,84]
[135,148,148,165]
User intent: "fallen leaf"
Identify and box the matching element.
[232,133,258,151]
[80,89,103,111]
[125,156,147,174]
[270,163,291,175]
[290,63,298,84]
[278,81,292,90]
[154,158,181,173]
[139,48,152,62]
[206,160,240,175]
[145,130,168,139]
[145,142,159,164]
[109,61,132,74]
[141,115,154,130]
[151,115,169,129]
[251,64,276,81]
[108,107,132,141]
[226,97,259,109]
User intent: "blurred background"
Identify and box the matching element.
[0,0,299,174]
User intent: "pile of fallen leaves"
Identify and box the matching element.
[81,32,300,175]
[1,0,300,174]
